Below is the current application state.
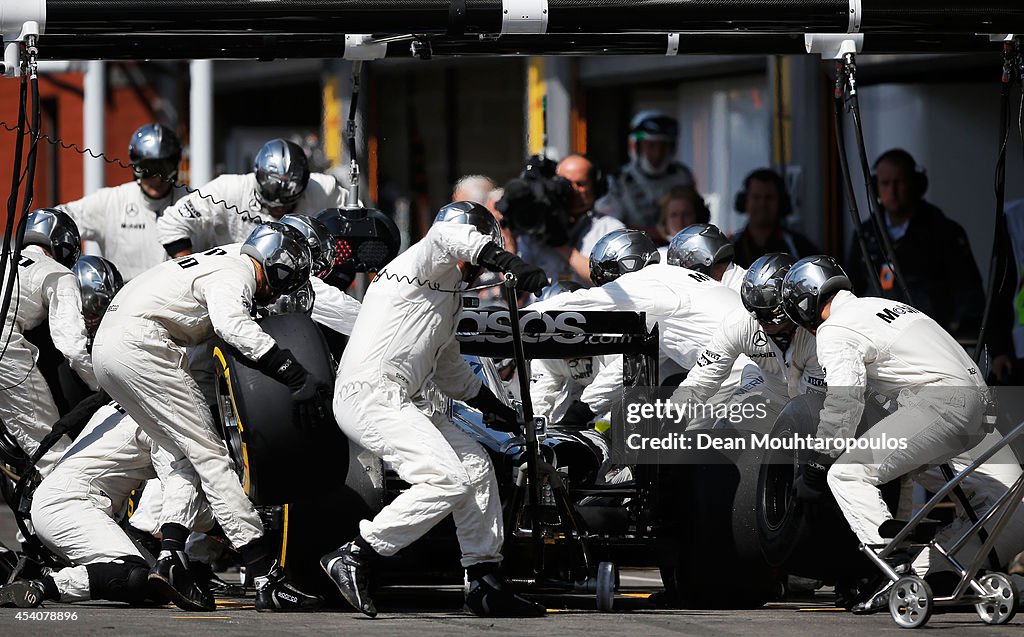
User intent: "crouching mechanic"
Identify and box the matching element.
[666,223,746,292]
[0,403,210,608]
[781,255,1021,613]
[671,253,824,419]
[90,222,325,612]
[321,201,549,618]
[0,209,97,476]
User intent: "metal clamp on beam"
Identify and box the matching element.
[666,33,680,56]
[343,34,388,61]
[501,0,548,35]
[805,33,864,60]
[847,0,862,33]
[2,0,45,78]
[989,34,1017,42]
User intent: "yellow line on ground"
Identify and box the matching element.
[621,593,653,598]
[173,615,232,619]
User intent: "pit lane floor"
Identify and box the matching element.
[3,510,1022,635]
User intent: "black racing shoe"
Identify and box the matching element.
[850,558,912,615]
[0,580,46,608]
[255,562,323,612]
[465,573,547,618]
[148,550,216,612]
[320,542,377,618]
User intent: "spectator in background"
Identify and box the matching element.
[451,174,515,302]
[516,154,624,289]
[598,111,695,240]
[846,148,985,340]
[656,185,710,262]
[731,168,819,269]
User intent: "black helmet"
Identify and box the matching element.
[253,139,311,209]
[279,214,336,279]
[629,110,678,143]
[434,200,503,248]
[128,123,182,182]
[589,228,660,286]
[24,208,81,268]
[241,222,311,297]
[781,255,853,332]
[741,252,796,326]
[539,280,583,302]
[666,223,733,274]
[72,255,124,321]
[316,207,402,288]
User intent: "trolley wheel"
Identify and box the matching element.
[889,576,933,629]
[975,572,1019,625]
[596,561,617,612]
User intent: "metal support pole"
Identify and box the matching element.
[189,59,214,186]
[83,60,105,194]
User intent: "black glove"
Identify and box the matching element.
[795,454,832,501]
[477,242,548,295]
[256,346,330,426]
[466,385,521,434]
[554,400,595,431]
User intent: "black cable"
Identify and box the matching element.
[843,53,915,306]
[974,42,1016,363]
[832,62,883,297]
[0,51,31,368]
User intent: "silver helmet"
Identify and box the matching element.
[128,123,182,182]
[740,252,796,326]
[434,200,503,248]
[241,222,312,297]
[253,139,311,209]
[266,279,315,316]
[24,208,81,268]
[781,255,852,332]
[589,228,660,286]
[279,213,336,279]
[538,280,583,301]
[72,256,124,329]
[665,223,733,274]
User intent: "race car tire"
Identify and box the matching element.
[212,313,367,506]
[755,392,897,580]
[660,433,782,608]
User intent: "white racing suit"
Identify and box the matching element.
[818,292,1000,568]
[672,307,824,415]
[597,160,695,229]
[530,263,751,419]
[157,172,353,254]
[92,248,277,550]
[720,263,747,294]
[58,181,189,280]
[130,263,363,540]
[0,245,97,475]
[32,403,210,602]
[530,355,608,423]
[333,223,503,567]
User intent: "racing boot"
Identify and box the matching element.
[850,552,912,615]
[320,538,378,617]
[255,561,322,612]
[148,549,216,612]
[0,580,48,608]
[464,562,547,617]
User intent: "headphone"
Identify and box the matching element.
[870,148,928,200]
[734,168,793,217]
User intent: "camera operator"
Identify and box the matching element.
[500,155,623,292]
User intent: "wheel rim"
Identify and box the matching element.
[759,430,795,533]
[975,574,1018,625]
[890,578,931,628]
[217,385,246,484]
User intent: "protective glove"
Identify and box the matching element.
[477,243,548,295]
[553,400,595,431]
[256,346,330,426]
[795,453,832,501]
[466,385,521,434]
